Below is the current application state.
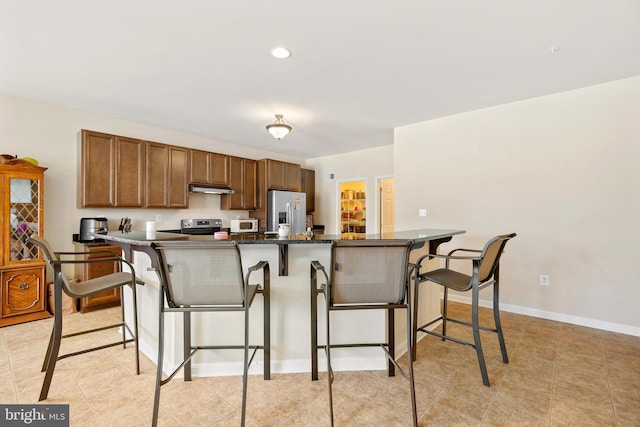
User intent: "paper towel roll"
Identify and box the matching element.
[146,221,156,239]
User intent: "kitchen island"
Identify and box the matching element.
[102,228,464,379]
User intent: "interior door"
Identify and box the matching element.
[379,177,394,234]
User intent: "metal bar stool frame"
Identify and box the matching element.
[412,233,516,386]
[27,234,142,401]
[147,240,270,427]
[311,239,418,427]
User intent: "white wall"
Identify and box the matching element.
[394,76,640,334]
[0,93,304,254]
[306,145,394,234]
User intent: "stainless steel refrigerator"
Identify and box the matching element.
[267,190,307,234]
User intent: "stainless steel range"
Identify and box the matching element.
[179,218,222,235]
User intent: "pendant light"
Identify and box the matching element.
[266,114,292,140]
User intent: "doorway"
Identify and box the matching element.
[378,177,394,234]
[338,180,367,239]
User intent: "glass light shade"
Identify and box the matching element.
[266,115,292,140]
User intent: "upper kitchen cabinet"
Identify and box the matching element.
[264,159,301,191]
[146,142,189,208]
[79,130,188,208]
[79,130,145,208]
[221,156,256,210]
[301,168,315,213]
[115,137,146,207]
[79,130,113,207]
[250,159,302,230]
[189,150,230,187]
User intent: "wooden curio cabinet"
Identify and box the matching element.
[0,156,51,327]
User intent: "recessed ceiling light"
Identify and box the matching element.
[271,47,291,59]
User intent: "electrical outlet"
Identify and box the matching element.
[539,275,550,286]
[155,214,162,223]
[418,209,427,217]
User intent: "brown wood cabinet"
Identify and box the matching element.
[78,131,308,215]
[145,142,189,208]
[221,157,256,210]
[285,162,302,191]
[301,168,315,213]
[74,244,121,313]
[263,159,301,191]
[79,130,145,208]
[250,159,304,229]
[0,157,50,327]
[115,136,146,207]
[80,130,188,209]
[79,130,114,207]
[189,150,230,187]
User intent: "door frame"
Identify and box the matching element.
[335,177,368,235]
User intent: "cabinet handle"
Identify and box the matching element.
[18,282,30,291]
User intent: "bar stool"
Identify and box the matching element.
[149,240,270,426]
[27,234,142,401]
[311,239,417,426]
[412,233,516,386]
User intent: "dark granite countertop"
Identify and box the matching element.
[100,229,465,246]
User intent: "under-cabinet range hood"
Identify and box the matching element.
[188,184,235,195]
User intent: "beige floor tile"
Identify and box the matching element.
[482,397,548,427]
[550,396,616,427]
[2,303,638,426]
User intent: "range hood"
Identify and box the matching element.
[188,184,235,195]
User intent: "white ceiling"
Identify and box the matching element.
[2,1,639,159]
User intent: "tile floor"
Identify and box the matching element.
[1,302,639,426]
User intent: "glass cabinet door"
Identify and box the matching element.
[9,177,41,262]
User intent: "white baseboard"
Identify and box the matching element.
[137,340,386,379]
[448,295,640,337]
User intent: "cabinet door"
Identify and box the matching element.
[302,168,315,212]
[221,157,256,210]
[266,159,286,189]
[222,156,244,209]
[1,267,46,319]
[80,130,115,207]
[79,246,121,313]
[115,137,145,207]
[189,150,229,187]
[146,142,169,207]
[285,163,302,191]
[210,153,230,187]
[4,171,44,267]
[189,149,209,184]
[243,159,257,210]
[168,146,188,208]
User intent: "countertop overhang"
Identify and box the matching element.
[100,228,465,276]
